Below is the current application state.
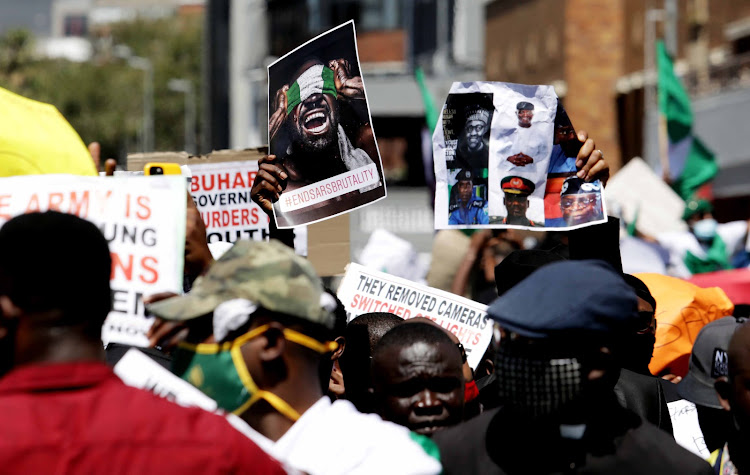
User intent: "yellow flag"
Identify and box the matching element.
[0,87,96,177]
[636,273,734,377]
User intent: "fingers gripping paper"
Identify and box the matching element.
[434,82,607,231]
[337,263,492,369]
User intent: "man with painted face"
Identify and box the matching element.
[432,260,712,474]
[500,175,540,226]
[712,321,750,474]
[371,322,465,436]
[560,176,604,226]
[256,58,380,226]
[449,169,488,225]
[0,212,285,474]
[147,240,441,475]
[655,199,750,277]
[456,105,491,172]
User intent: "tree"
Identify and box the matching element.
[0,13,203,162]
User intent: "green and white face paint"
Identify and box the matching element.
[286,64,338,115]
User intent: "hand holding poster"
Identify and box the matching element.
[434,82,607,230]
[0,174,186,347]
[337,263,492,369]
[189,160,307,254]
[268,21,386,228]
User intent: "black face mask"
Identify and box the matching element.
[619,333,655,375]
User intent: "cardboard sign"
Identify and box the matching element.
[189,160,307,255]
[668,399,710,459]
[434,82,606,231]
[127,150,349,277]
[0,174,186,346]
[337,263,492,369]
[636,273,734,377]
[268,21,387,228]
[114,348,218,411]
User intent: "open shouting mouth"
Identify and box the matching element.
[302,107,331,136]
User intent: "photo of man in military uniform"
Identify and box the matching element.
[501,175,541,226]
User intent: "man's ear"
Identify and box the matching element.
[715,376,733,412]
[257,323,286,363]
[332,336,346,361]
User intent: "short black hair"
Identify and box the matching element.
[0,212,112,339]
[346,312,403,353]
[326,288,347,337]
[373,322,461,364]
[339,312,403,412]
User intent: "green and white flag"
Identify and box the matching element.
[656,40,717,201]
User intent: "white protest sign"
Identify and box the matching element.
[337,263,492,369]
[0,174,185,347]
[605,157,687,236]
[668,399,710,459]
[189,160,308,255]
[114,348,217,411]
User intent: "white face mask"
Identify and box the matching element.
[692,218,718,241]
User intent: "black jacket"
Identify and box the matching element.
[614,368,673,436]
[432,394,712,475]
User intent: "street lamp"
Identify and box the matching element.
[168,78,197,155]
[114,45,154,153]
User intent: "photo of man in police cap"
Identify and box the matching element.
[263,21,386,228]
[500,175,541,227]
[449,169,488,225]
[560,176,604,226]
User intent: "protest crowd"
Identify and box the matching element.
[3,15,750,475]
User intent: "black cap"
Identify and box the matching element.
[678,316,746,409]
[516,101,534,111]
[561,176,601,197]
[456,169,474,183]
[488,260,638,339]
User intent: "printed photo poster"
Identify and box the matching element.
[189,161,308,255]
[337,263,492,369]
[434,82,607,231]
[268,20,386,229]
[0,174,186,347]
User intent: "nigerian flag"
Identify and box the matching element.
[415,67,439,133]
[656,40,717,201]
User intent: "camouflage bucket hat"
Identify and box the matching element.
[147,240,334,329]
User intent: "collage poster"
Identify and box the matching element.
[434,82,607,231]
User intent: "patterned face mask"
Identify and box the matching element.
[172,324,337,420]
[495,346,584,418]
